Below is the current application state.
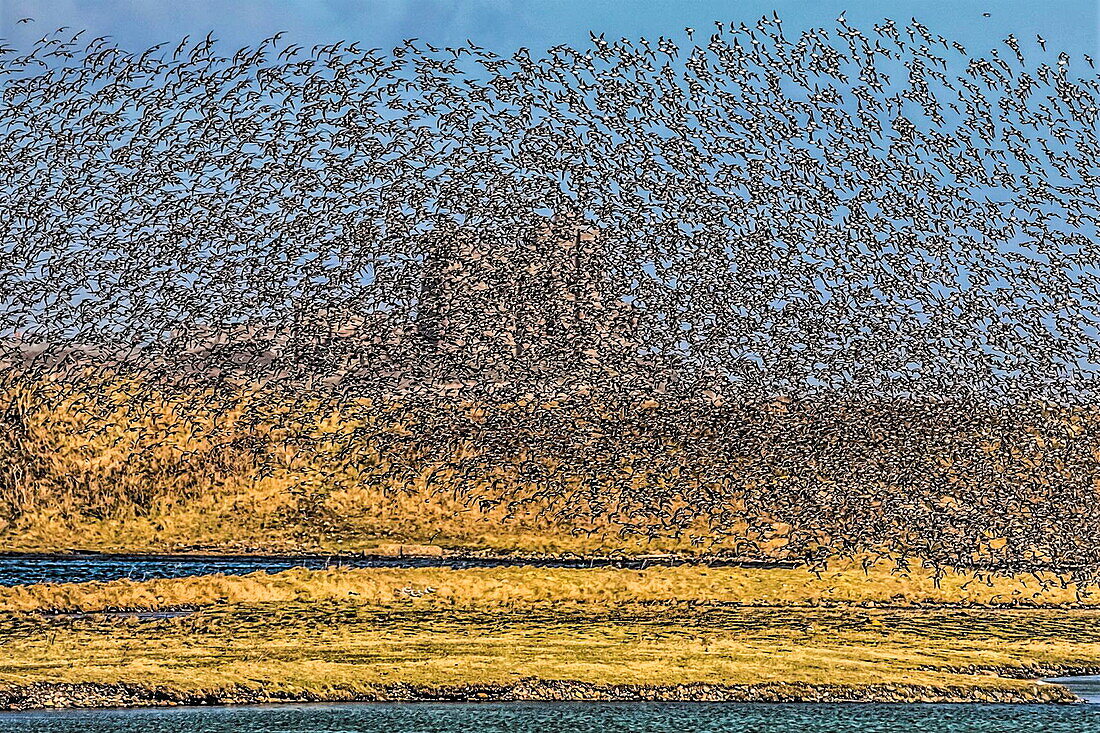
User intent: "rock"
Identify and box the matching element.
[0,676,1082,710]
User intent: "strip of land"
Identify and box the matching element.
[1,560,1098,709]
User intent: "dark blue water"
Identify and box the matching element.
[3,702,1100,733]
[0,554,447,585]
[1046,676,1100,703]
[0,554,795,586]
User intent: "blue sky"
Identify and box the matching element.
[0,0,1096,59]
[1,0,1097,390]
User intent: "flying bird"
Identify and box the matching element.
[0,11,1094,585]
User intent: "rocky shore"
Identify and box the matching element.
[922,662,1100,679]
[0,548,804,570]
[0,678,1080,711]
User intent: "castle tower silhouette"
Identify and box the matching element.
[415,211,625,382]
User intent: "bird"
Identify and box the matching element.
[0,10,1095,588]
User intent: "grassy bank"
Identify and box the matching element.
[0,375,760,557]
[0,557,1096,611]
[1,494,640,557]
[5,373,1100,579]
[1,562,1098,708]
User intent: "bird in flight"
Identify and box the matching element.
[0,9,1096,586]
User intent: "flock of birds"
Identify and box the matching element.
[2,15,1100,580]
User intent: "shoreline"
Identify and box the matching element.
[0,679,1082,711]
[5,564,1100,713]
[0,549,802,569]
[0,550,1081,575]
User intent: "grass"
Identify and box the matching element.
[6,604,1095,694]
[4,372,1100,575]
[0,377,767,557]
[4,374,1099,704]
[0,557,1096,612]
[1,561,1099,703]
[0,374,745,556]
[2,491,635,557]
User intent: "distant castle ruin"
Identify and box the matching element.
[414,213,645,384]
[75,213,657,394]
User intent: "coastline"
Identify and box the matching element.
[5,564,1100,713]
[0,549,804,569]
[0,678,1081,711]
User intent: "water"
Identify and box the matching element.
[0,554,440,585]
[3,702,1100,733]
[1045,676,1100,703]
[0,554,795,586]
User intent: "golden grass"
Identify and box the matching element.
[2,487,702,556]
[4,375,1098,700]
[1,563,1098,698]
[0,557,1095,613]
[3,372,1099,575]
[0,374,735,555]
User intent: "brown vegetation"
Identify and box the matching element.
[1,563,1098,708]
[3,370,1100,582]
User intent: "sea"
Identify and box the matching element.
[3,700,1100,733]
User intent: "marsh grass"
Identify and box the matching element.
[0,557,1095,613]
[1,563,1099,697]
[3,371,1100,578]
[0,374,731,555]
